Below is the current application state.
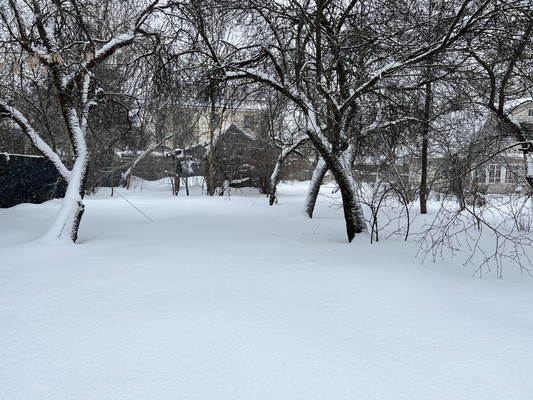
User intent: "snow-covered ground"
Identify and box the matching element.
[1,180,533,400]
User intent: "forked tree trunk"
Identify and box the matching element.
[305,122,367,241]
[1,1,162,244]
[303,129,367,240]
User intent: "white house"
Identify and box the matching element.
[471,99,533,194]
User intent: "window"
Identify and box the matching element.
[488,164,501,183]
[505,164,521,184]
[528,109,533,117]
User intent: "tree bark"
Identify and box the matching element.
[1,0,164,243]
[269,138,308,205]
[420,78,431,214]
[303,157,328,218]
[269,153,285,205]
[41,153,89,241]
[327,156,367,242]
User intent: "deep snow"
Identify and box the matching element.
[1,180,533,399]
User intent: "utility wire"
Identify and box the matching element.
[115,190,154,222]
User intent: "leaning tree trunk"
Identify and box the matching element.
[269,155,284,205]
[270,138,308,205]
[122,134,174,189]
[303,157,328,218]
[42,150,89,242]
[305,129,367,241]
[0,100,87,242]
[327,155,367,243]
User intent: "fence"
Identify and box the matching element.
[0,153,66,208]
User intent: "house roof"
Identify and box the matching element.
[219,122,255,140]
[507,98,533,113]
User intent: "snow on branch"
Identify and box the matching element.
[61,33,136,92]
[64,1,166,91]
[121,134,175,185]
[33,0,59,51]
[0,99,71,181]
[361,117,421,136]
[132,0,166,33]
[304,105,333,152]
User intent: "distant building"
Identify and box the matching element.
[155,104,269,151]
[469,99,533,194]
[351,100,533,198]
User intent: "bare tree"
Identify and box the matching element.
[0,0,165,242]
[465,0,533,188]
[415,0,533,275]
[180,0,495,242]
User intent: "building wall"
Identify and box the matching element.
[161,106,268,148]
[472,158,530,194]
[510,100,533,124]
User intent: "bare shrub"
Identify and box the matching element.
[418,196,533,278]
